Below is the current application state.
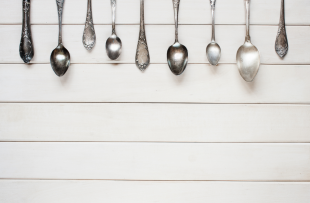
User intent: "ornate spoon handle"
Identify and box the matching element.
[83,0,96,50]
[111,0,116,34]
[135,0,150,71]
[244,0,251,42]
[275,0,288,58]
[210,0,216,42]
[56,0,64,44]
[172,0,180,42]
[19,0,34,63]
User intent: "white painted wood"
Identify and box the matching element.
[1,103,310,142]
[0,64,309,103]
[1,180,310,203]
[2,0,310,25]
[1,25,309,64]
[0,143,309,180]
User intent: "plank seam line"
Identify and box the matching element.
[1,24,309,26]
[1,63,310,65]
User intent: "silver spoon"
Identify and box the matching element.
[83,0,96,50]
[135,0,150,71]
[106,0,122,60]
[50,0,70,77]
[167,0,188,75]
[206,0,221,66]
[275,0,288,58]
[19,0,34,63]
[236,0,260,82]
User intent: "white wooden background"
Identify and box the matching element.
[1,0,310,202]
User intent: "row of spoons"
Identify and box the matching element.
[19,0,288,82]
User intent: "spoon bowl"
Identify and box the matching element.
[167,42,188,75]
[50,44,70,77]
[236,41,260,82]
[206,42,221,66]
[106,34,122,60]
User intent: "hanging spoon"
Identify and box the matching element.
[275,0,288,58]
[83,0,96,50]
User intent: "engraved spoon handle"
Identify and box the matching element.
[83,0,96,50]
[245,0,251,41]
[275,0,288,58]
[19,0,34,63]
[210,0,216,42]
[111,0,116,34]
[172,0,180,42]
[56,0,64,44]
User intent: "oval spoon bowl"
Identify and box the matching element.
[50,44,71,77]
[206,42,221,66]
[106,34,122,60]
[167,42,188,75]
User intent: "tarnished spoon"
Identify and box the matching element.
[275,0,288,58]
[83,0,96,50]
[19,0,34,63]
[50,0,70,77]
[236,0,260,82]
[135,0,150,71]
[206,0,221,66]
[167,0,188,75]
[106,0,122,60]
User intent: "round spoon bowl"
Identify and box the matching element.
[236,41,260,82]
[50,44,70,77]
[106,34,122,60]
[167,42,188,75]
[206,42,221,66]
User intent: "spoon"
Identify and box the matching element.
[83,0,96,50]
[19,0,34,63]
[275,0,288,58]
[135,0,150,71]
[167,0,188,75]
[50,0,70,77]
[206,0,221,66]
[106,0,122,60]
[236,0,260,82]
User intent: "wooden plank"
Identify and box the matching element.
[0,143,309,180]
[1,25,309,64]
[1,103,310,142]
[0,64,310,103]
[1,180,310,203]
[2,0,310,25]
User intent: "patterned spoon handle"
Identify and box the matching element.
[275,0,288,58]
[83,0,96,50]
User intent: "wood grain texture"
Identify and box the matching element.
[0,64,309,103]
[0,143,309,180]
[1,25,309,64]
[1,180,310,203]
[1,103,310,142]
[1,0,310,25]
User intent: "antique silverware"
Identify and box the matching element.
[275,0,288,58]
[236,0,260,82]
[106,0,122,60]
[83,0,96,50]
[167,0,188,75]
[19,0,34,63]
[50,0,70,77]
[135,0,150,71]
[206,0,221,66]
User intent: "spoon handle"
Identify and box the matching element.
[275,0,288,58]
[210,0,216,42]
[83,0,96,50]
[111,0,116,34]
[244,0,251,42]
[56,0,64,44]
[19,0,34,63]
[172,0,180,42]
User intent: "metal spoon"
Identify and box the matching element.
[19,0,34,63]
[236,0,260,82]
[275,0,288,58]
[106,0,122,60]
[135,0,150,71]
[50,0,70,77]
[167,0,188,75]
[83,0,96,50]
[206,0,221,66]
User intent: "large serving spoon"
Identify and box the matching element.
[106,0,122,60]
[236,0,260,82]
[275,0,288,58]
[206,0,221,66]
[19,0,34,63]
[167,0,188,75]
[135,0,150,71]
[83,0,96,50]
[50,0,70,77]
